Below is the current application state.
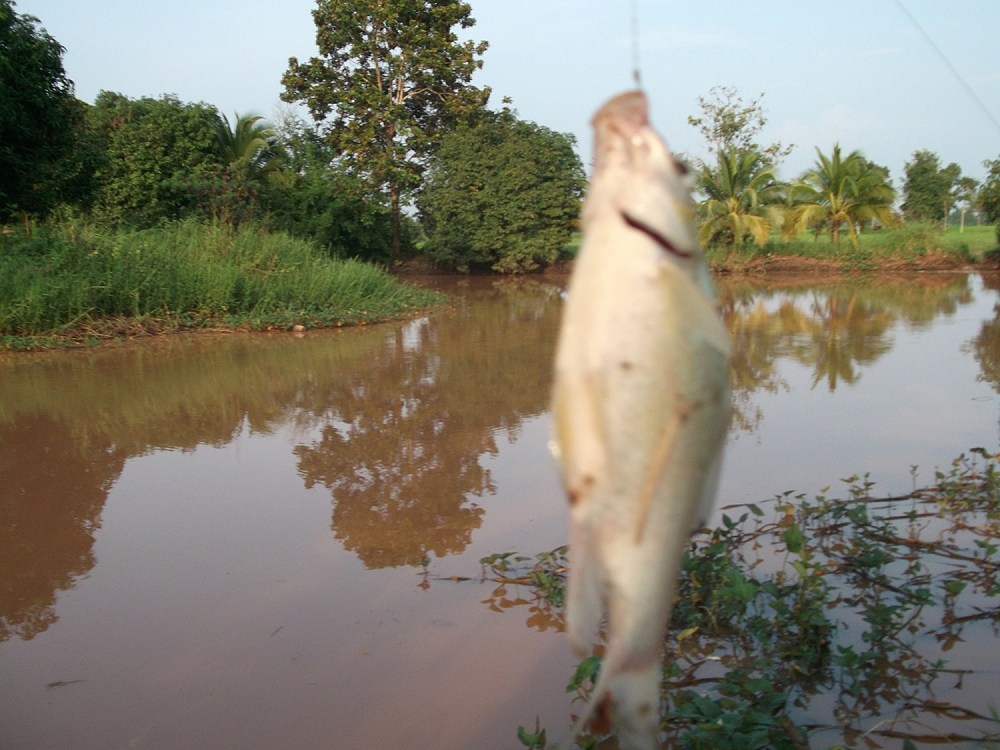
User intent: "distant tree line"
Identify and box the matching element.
[688,86,1000,254]
[2,0,999,273]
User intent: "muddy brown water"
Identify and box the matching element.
[2,273,999,749]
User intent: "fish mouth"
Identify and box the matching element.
[621,212,693,260]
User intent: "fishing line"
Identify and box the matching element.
[893,0,1000,136]
[630,0,642,88]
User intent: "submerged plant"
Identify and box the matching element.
[474,449,1000,748]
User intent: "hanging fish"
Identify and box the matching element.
[551,90,731,750]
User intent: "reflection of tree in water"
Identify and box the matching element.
[802,291,894,391]
[721,273,972,432]
[0,415,125,642]
[0,334,403,641]
[294,278,561,569]
[968,274,1000,406]
[2,273,979,640]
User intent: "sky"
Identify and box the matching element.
[16,0,1000,186]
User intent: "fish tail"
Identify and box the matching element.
[555,650,660,750]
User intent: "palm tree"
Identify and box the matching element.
[216,112,278,174]
[785,145,895,247]
[696,149,786,253]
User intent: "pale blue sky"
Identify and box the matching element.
[17,0,1000,185]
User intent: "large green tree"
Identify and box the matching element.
[901,149,962,223]
[0,0,80,220]
[88,92,223,226]
[281,0,490,263]
[695,148,785,253]
[785,145,896,247]
[418,108,584,273]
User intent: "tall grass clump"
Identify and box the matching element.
[0,217,439,347]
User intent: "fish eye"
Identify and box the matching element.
[672,157,689,176]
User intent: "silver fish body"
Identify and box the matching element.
[551,91,731,749]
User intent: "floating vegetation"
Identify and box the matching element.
[477,449,1000,749]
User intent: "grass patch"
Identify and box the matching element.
[475,449,1000,749]
[0,217,441,350]
[703,224,998,270]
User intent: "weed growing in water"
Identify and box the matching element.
[476,449,1000,748]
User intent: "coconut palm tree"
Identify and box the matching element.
[216,112,278,174]
[696,148,786,253]
[785,145,895,247]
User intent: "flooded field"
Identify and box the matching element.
[2,272,999,749]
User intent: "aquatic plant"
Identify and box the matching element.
[477,449,1000,748]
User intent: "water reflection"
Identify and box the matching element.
[293,278,562,568]
[0,272,995,649]
[971,273,1000,395]
[723,273,974,434]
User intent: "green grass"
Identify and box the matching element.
[0,217,441,350]
[559,225,997,269]
[705,223,998,269]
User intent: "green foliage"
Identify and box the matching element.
[0,216,438,348]
[0,0,80,219]
[785,145,896,247]
[419,109,585,273]
[475,449,1000,748]
[281,0,491,260]
[87,92,224,227]
[981,157,1000,225]
[695,149,785,253]
[262,121,396,262]
[687,86,793,166]
[216,112,277,171]
[902,149,963,223]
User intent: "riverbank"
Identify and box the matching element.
[3,219,997,352]
[0,218,442,352]
[707,223,998,274]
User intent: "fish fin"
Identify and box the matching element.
[551,370,607,508]
[633,398,698,543]
[555,654,660,750]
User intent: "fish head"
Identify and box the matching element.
[587,90,706,283]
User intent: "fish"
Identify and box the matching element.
[550,90,731,750]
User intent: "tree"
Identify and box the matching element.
[216,112,278,172]
[88,92,223,226]
[695,149,785,253]
[281,0,490,263]
[0,0,80,220]
[418,108,585,272]
[901,149,962,223]
[980,157,1000,224]
[954,176,979,232]
[687,85,793,166]
[263,117,395,262]
[203,112,282,225]
[785,145,896,247]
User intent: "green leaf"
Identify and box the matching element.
[783,523,804,553]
